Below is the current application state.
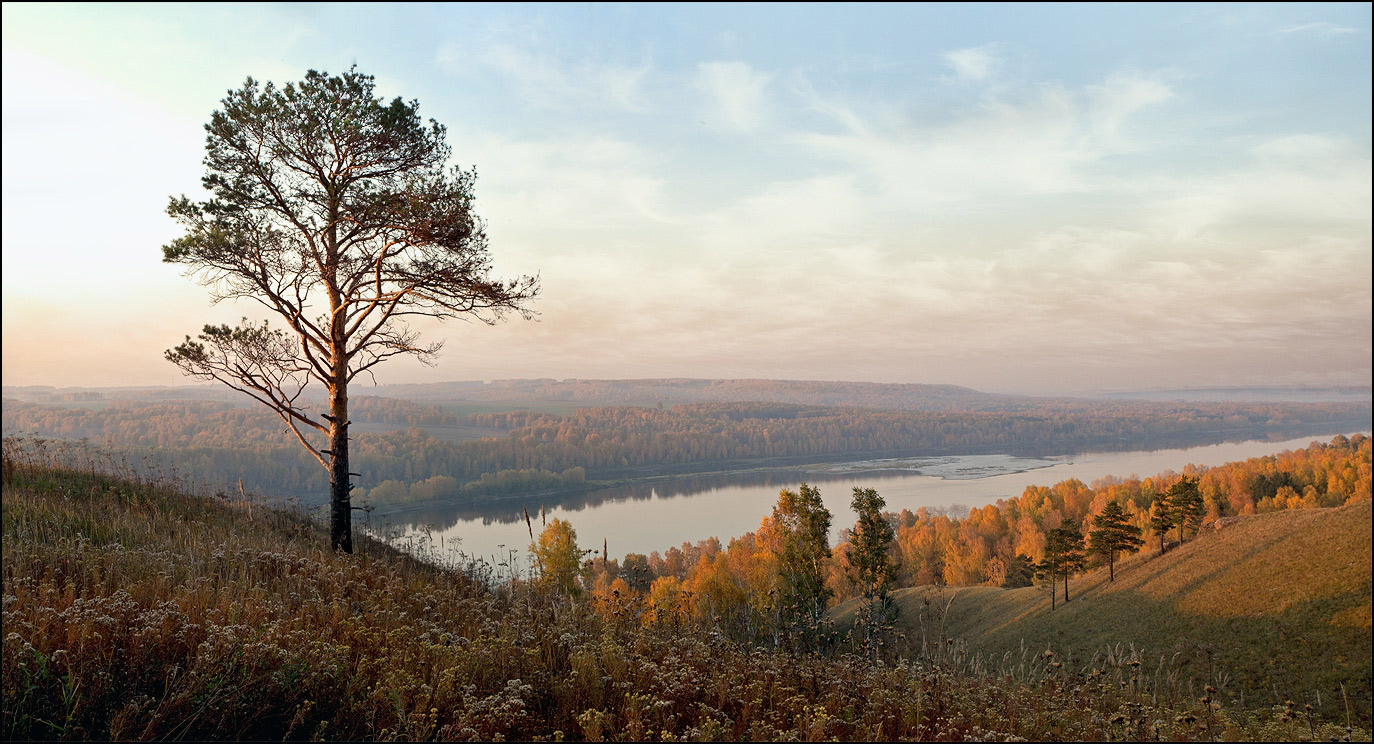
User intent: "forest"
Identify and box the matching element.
[2,393,1367,504]
[567,434,1370,624]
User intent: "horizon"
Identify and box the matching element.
[3,3,1370,395]
[4,376,1371,401]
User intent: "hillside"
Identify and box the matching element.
[5,451,1366,740]
[11,379,1367,412]
[0,379,1016,411]
[835,500,1373,725]
[369,378,1024,411]
[7,388,1367,505]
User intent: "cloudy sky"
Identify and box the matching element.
[2,3,1370,394]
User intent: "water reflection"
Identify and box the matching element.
[373,428,1367,563]
[378,457,1055,528]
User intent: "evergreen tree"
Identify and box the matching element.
[1088,501,1144,581]
[1167,475,1205,541]
[1001,554,1037,589]
[1040,523,1087,608]
[163,67,537,552]
[1033,553,1060,610]
[1149,494,1176,553]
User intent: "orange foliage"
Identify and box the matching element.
[586,435,1371,619]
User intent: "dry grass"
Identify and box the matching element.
[4,440,1368,741]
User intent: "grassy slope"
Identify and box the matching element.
[5,460,1369,741]
[835,501,1373,723]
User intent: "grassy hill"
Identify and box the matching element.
[4,447,1368,740]
[834,500,1373,725]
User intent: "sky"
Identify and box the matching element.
[2,3,1370,395]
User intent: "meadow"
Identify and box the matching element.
[3,438,1368,741]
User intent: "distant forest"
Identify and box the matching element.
[11,378,1369,410]
[3,390,1368,503]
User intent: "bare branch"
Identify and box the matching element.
[164,319,329,441]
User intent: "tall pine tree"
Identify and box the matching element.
[1038,523,1087,609]
[1168,475,1205,542]
[1149,494,1176,553]
[1088,501,1144,581]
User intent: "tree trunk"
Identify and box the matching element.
[1063,573,1070,603]
[1050,580,1056,611]
[329,385,353,553]
[1108,551,1116,581]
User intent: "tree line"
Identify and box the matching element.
[3,396,1366,503]
[360,466,587,506]
[552,434,1369,640]
[1,396,459,447]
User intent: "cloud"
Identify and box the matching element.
[513,59,1365,392]
[788,71,1177,207]
[472,134,674,234]
[1278,22,1362,37]
[1147,134,1372,239]
[5,6,1368,394]
[695,61,773,132]
[942,45,1000,83]
[437,41,651,112]
[1085,72,1173,143]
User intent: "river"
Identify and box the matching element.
[375,431,1366,569]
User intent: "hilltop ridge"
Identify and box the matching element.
[834,500,1373,724]
[8,378,1369,411]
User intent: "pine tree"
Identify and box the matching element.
[1038,523,1088,609]
[163,67,537,552]
[1054,524,1087,602]
[1167,475,1205,541]
[1149,494,1176,553]
[1088,501,1144,581]
[1034,553,1060,610]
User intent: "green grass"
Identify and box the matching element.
[4,447,1369,741]
[834,501,1373,726]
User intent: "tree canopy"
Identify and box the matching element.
[771,483,833,629]
[1167,475,1205,542]
[846,487,897,604]
[163,67,537,551]
[1088,500,1144,581]
[1149,494,1176,553]
[533,518,584,597]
